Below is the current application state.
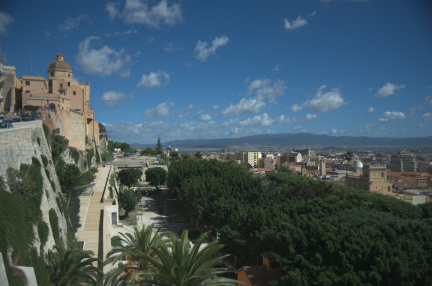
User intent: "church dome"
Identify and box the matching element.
[47,53,72,73]
[354,160,363,168]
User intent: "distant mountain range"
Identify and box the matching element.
[130,133,432,151]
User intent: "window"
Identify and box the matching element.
[67,82,70,87]
[50,72,54,77]
[25,90,30,93]
[68,74,70,77]
[48,80,53,93]
[60,83,64,89]
[25,81,30,86]
[73,91,76,95]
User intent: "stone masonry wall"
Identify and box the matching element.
[70,111,85,151]
[0,121,68,255]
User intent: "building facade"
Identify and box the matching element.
[347,164,393,195]
[21,53,99,150]
[391,151,417,172]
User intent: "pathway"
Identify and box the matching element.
[75,165,113,269]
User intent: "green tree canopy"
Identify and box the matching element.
[118,168,143,189]
[104,224,160,284]
[140,147,157,156]
[141,230,240,285]
[169,151,180,162]
[145,167,167,189]
[156,137,162,154]
[48,245,101,286]
[118,188,139,218]
[195,151,203,159]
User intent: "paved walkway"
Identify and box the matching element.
[75,165,113,266]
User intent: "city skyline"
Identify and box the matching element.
[1,0,431,144]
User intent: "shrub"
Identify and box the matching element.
[87,149,94,169]
[31,157,41,167]
[42,123,50,141]
[70,148,80,164]
[23,105,39,111]
[38,221,49,247]
[41,155,49,167]
[49,208,60,242]
[111,235,122,247]
[50,180,56,192]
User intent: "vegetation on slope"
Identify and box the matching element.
[167,158,432,285]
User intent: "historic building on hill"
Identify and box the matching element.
[21,53,99,150]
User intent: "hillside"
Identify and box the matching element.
[131,133,432,151]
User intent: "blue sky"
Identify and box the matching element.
[1,0,431,144]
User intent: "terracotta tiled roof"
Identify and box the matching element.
[238,265,283,286]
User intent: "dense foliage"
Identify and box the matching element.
[107,141,134,154]
[145,167,167,189]
[103,224,239,285]
[48,245,100,285]
[118,168,143,189]
[167,158,432,285]
[118,188,139,218]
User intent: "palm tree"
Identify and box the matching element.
[344,150,355,185]
[139,230,241,286]
[103,224,160,285]
[48,245,101,286]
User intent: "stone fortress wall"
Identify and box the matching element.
[0,121,68,258]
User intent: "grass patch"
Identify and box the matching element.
[132,184,152,188]
[119,208,138,226]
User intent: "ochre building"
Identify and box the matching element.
[21,53,99,150]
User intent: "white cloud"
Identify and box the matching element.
[106,29,138,37]
[367,107,374,114]
[177,104,193,118]
[239,113,273,127]
[142,101,174,118]
[199,114,212,121]
[298,113,318,123]
[292,125,302,131]
[77,36,131,77]
[222,118,239,127]
[378,111,405,123]
[195,36,229,62]
[284,15,308,30]
[375,83,405,98]
[137,70,169,89]
[273,64,281,72]
[0,12,13,35]
[290,104,302,112]
[409,105,422,116]
[247,78,286,102]
[106,0,182,28]
[290,85,344,113]
[58,15,91,31]
[221,97,266,116]
[421,112,432,121]
[361,124,375,132]
[99,91,129,107]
